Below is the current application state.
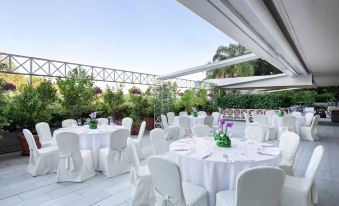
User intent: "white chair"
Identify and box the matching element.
[179,116,192,138]
[305,113,315,126]
[203,116,214,128]
[279,146,324,206]
[300,115,320,141]
[23,129,59,177]
[216,166,285,206]
[122,117,133,135]
[35,122,53,147]
[179,111,188,116]
[304,107,315,114]
[127,140,154,205]
[96,118,109,126]
[292,112,302,117]
[167,112,175,125]
[148,156,208,206]
[192,125,210,137]
[244,126,266,143]
[62,119,77,128]
[278,116,296,139]
[212,112,221,125]
[243,113,257,128]
[279,132,300,175]
[150,128,169,155]
[254,115,275,140]
[162,114,180,140]
[55,132,95,182]
[98,128,130,177]
[197,111,207,117]
[128,121,146,159]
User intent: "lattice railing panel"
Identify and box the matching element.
[219,108,280,120]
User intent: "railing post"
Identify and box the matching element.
[29,58,33,85]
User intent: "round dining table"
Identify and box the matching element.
[173,115,205,127]
[168,137,282,206]
[52,125,126,170]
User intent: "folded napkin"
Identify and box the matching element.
[261,143,276,147]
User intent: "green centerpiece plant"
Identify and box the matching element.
[214,119,233,147]
[88,112,98,129]
[192,107,198,117]
[277,110,285,117]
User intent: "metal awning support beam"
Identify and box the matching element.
[158,53,258,80]
[204,73,313,89]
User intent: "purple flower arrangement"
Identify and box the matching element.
[129,86,142,95]
[214,118,233,147]
[2,82,16,92]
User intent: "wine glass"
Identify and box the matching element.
[77,119,82,126]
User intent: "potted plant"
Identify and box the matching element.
[143,88,154,130]
[88,112,98,129]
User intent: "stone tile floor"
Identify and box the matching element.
[0,121,338,206]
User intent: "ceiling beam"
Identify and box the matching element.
[158,53,258,80]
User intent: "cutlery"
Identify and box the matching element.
[173,149,189,151]
[201,152,212,160]
[257,151,277,156]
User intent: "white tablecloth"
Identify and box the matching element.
[169,137,281,206]
[266,114,306,135]
[173,116,205,127]
[53,125,125,170]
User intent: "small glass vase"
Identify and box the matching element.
[192,111,198,117]
[88,122,97,129]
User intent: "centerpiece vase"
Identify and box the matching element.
[89,121,97,129]
[192,111,198,117]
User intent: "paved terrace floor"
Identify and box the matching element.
[0,121,338,206]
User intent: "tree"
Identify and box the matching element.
[57,68,95,119]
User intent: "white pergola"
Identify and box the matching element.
[159,0,339,90]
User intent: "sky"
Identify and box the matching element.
[0,0,235,82]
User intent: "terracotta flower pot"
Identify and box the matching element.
[17,132,41,156]
[145,117,154,130]
[131,124,141,135]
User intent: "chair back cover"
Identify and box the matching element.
[35,122,52,144]
[282,116,296,128]
[148,156,186,206]
[122,117,133,134]
[311,115,320,133]
[254,115,269,127]
[178,116,190,129]
[304,107,315,113]
[266,110,276,115]
[192,125,210,137]
[304,145,324,189]
[62,119,77,128]
[292,111,302,117]
[137,121,146,140]
[161,114,169,130]
[109,129,129,151]
[198,111,207,117]
[150,128,168,155]
[179,111,187,116]
[96,118,109,126]
[279,132,300,166]
[55,132,83,171]
[244,126,266,143]
[236,166,285,206]
[204,116,214,127]
[127,139,140,169]
[212,112,221,125]
[305,113,315,125]
[243,113,251,126]
[23,129,39,164]
[167,112,175,125]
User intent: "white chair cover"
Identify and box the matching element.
[148,156,208,206]
[122,117,133,135]
[279,132,300,175]
[127,140,154,205]
[55,132,95,182]
[23,129,59,177]
[162,114,180,140]
[278,116,297,139]
[35,122,53,147]
[212,112,221,125]
[128,121,146,159]
[179,111,188,116]
[279,146,324,206]
[150,128,169,155]
[192,125,210,137]
[305,113,314,126]
[62,119,77,128]
[98,128,130,177]
[197,111,207,117]
[253,115,275,140]
[300,115,320,141]
[178,116,192,138]
[161,114,169,130]
[167,112,175,125]
[304,107,315,113]
[216,166,285,206]
[244,126,266,143]
[96,118,109,126]
[203,116,214,128]
[292,112,302,117]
